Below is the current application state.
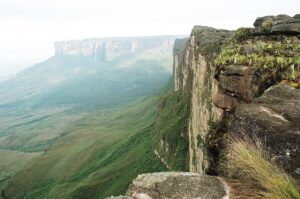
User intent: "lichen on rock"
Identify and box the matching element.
[126,172,230,199]
[172,26,232,173]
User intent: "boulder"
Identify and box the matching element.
[229,85,300,179]
[253,15,292,27]
[126,172,230,199]
[294,14,300,20]
[271,18,300,34]
[252,14,300,35]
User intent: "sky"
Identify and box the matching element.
[0,0,299,78]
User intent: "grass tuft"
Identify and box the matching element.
[223,137,300,199]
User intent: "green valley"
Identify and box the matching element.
[0,36,190,199]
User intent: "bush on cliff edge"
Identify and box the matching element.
[223,137,300,199]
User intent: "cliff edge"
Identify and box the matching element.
[108,14,300,199]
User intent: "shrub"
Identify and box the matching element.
[223,137,300,199]
[231,28,252,42]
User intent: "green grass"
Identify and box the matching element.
[0,150,41,190]
[154,85,189,170]
[3,81,190,199]
[3,93,168,199]
[223,137,300,199]
[0,37,177,198]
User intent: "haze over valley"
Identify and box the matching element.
[1,1,300,199]
[0,36,181,197]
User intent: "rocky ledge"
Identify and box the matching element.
[107,172,230,199]
[213,14,300,112]
[252,14,300,35]
[229,84,300,179]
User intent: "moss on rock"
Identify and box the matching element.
[215,35,300,87]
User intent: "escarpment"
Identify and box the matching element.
[101,14,300,199]
[103,14,300,199]
[3,14,298,199]
[173,38,188,91]
[212,14,300,179]
[172,14,300,176]
[111,14,300,198]
[173,26,233,173]
[54,36,178,62]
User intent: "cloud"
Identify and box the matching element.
[0,0,299,75]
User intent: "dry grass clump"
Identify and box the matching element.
[224,137,300,199]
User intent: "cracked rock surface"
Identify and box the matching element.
[126,172,229,199]
[229,85,300,179]
[107,172,230,199]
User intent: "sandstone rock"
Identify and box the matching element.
[294,14,300,19]
[191,26,232,47]
[132,193,153,199]
[173,38,188,91]
[213,65,259,111]
[218,65,257,102]
[271,19,300,34]
[180,26,231,173]
[54,36,177,62]
[229,85,300,179]
[126,172,230,199]
[252,14,300,35]
[253,15,292,27]
[213,92,237,111]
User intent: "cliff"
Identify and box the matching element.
[173,26,233,173]
[172,14,300,176]
[54,36,179,62]
[213,14,300,180]
[107,14,300,198]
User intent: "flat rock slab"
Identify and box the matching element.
[252,14,300,34]
[126,172,229,199]
[230,85,300,179]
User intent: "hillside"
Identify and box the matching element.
[0,36,180,152]
[1,14,300,199]
[3,92,163,198]
[0,36,184,198]
[103,14,300,199]
[2,82,190,199]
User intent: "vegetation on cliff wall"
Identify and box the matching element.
[2,81,190,199]
[224,137,300,199]
[216,28,300,88]
[155,83,189,171]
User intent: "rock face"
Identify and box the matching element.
[213,65,257,111]
[211,14,300,178]
[172,26,232,173]
[115,172,229,199]
[107,14,300,199]
[252,14,300,35]
[54,36,179,62]
[172,14,300,176]
[173,38,188,91]
[229,85,300,179]
[213,14,300,112]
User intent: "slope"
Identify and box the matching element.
[3,81,190,199]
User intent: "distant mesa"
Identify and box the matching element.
[54,36,182,62]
